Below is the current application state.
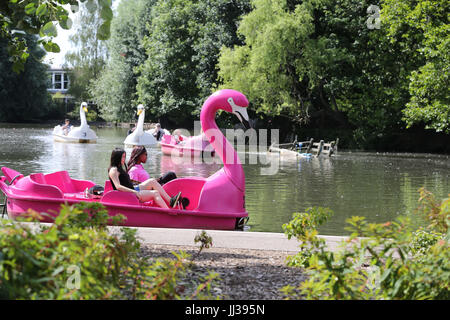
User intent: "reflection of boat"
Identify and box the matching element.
[53,102,97,143]
[124,105,158,147]
[160,133,215,158]
[1,89,251,230]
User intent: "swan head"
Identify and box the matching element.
[137,104,145,116]
[81,102,88,113]
[203,89,251,128]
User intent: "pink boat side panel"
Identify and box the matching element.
[162,177,206,210]
[104,180,113,193]
[1,167,23,184]
[44,171,95,193]
[197,168,245,214]
[11,174,64,199]
[160,133,214,158]
[101,190,140,206]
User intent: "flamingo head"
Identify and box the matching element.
[81,102,88,113]
[203,89,251,128]
[137,104,145,116]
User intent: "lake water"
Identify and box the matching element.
[0,124,449,235]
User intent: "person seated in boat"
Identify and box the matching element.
[61,119,72,135]
[108,147,182,209]
[127,146,177,186]
[172,129,185,145]
[152,123,164,141]
[127,124,136,136]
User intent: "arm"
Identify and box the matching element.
[109,167,139,196]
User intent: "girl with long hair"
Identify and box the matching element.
[108,148,181,209]
[127,146,177,185]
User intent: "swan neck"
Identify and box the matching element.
[80,106,88,127]
[136,110,145,134]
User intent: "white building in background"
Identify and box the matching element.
[47,68,70,94]
[47,68,73,115]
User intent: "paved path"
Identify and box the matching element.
[22,222,349,252]
[110,226,349,252]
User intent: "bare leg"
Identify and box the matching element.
[138,190,168,209]
[139,178,172,203]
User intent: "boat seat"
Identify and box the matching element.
[1,167,23,184]
[29,171,95,195]
[102,181,155,206]
[104,180,113,193]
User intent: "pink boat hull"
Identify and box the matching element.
[0,167,247,231]
[1,89,252,231]
[160,134,215,158]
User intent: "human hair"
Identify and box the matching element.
[108,148,127,174]
[127,146,147,171]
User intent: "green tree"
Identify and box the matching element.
[0,35,52,122]
[381,0,450,133]
[217,0,425,148]
[65,0,108,108]
[90,0,156,122]
[136,0,251,124]
[0,0,113,73]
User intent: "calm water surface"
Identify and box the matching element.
[0,124,449,235]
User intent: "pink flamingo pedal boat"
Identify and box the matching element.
[160,133,215,158]
[0,89,251,230]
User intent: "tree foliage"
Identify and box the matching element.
[0,203,219,299]
[217,0,426,147]
[65,0,108,106]
[0,0,113,73]
[282,188,450,300]
[0,35,52,122]
[90,0,156,122]
[135,0,251,124]
[381,0,450,133]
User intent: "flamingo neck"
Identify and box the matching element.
[201,105,245,192]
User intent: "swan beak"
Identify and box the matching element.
[137,109,143,116]
[83,106,88,113]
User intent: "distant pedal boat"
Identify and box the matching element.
[52,102,97,143]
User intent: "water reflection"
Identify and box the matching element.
[0,125,449,235]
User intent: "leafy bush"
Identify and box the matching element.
[282,188,449,300]
[0,203,218,299]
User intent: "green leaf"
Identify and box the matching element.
[36,4,48,17]
[43,41,60,53]
[24,3,36,15]
[59,16,73,30]
[97,21,111,40]
[41,22,57,37]
[100,6,113,21]
[12,61,24,73]
[85,0,97,13]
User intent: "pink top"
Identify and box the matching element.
[128,164,150,183]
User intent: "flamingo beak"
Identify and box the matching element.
[230,100,252,129]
